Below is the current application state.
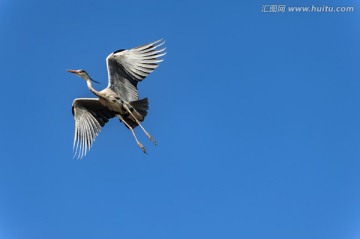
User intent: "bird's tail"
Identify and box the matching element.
[122,98,149,128]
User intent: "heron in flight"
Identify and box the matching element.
[68,39,166,158]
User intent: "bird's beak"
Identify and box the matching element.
[67,69,79,75]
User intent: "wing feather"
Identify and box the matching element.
[72,98,115,159]
[106,39,166,102]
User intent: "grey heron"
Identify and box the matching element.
[68,39,166,158]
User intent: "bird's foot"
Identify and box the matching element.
[146,133,157,145]
[138,142,147,154]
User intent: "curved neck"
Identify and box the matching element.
[84,76,101,97]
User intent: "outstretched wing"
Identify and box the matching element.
[106,39,166,102]
[72,98,115,159]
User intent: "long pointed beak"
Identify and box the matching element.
[67,69,78,74]
[67,69,100,84]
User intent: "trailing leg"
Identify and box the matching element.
[117,114,147,154]
[123,104,156,145]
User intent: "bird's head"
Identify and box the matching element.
[67,69,100,84]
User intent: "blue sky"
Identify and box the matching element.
[1,0,360,238]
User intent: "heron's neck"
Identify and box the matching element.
[85,78,101,97]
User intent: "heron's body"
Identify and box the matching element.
[68,39,166,158]
[98,89,125,114]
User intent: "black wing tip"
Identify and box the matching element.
[113,49,125,54]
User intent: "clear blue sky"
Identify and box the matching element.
[1,0,360,238]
